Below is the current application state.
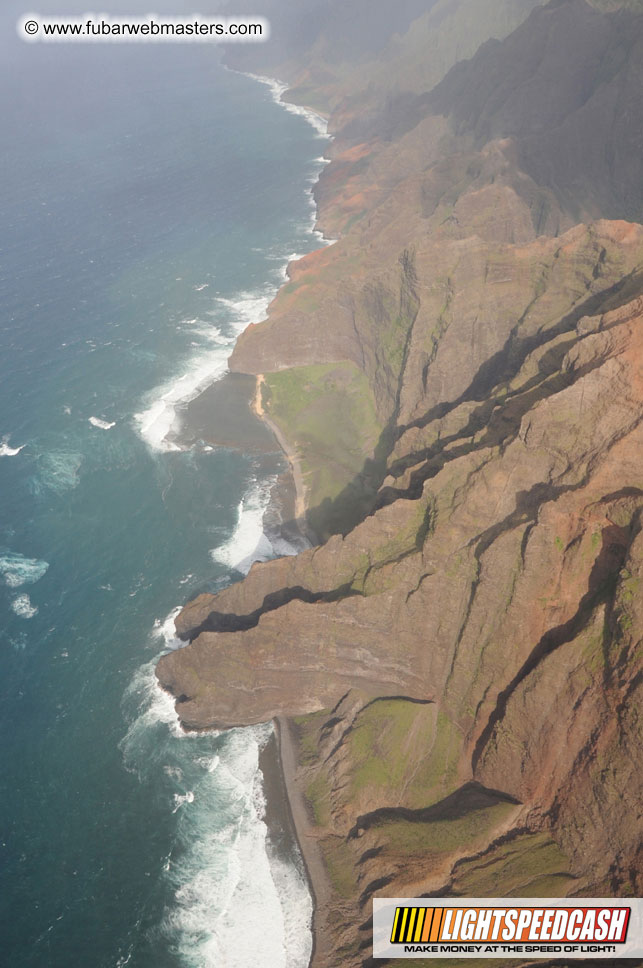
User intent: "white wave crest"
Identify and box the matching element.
[0,435,25,456]
[161,724,312,968]
[246,73,328,137]
[89,416,116,430]
[0,552,49,588]
[172,790,195,813]
[121,659,185,762]
[214,288,274,330]
[134,348,230,452]
[11,594,37,619]
[133,74,333,457]
[244,71,340,253]
[121,614,312,968]
[268,850,314,968]
[181,319,226,343]
[134,288,275,453]
[211,479,276,575]
[152,606,183,648]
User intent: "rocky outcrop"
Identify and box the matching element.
[158,1,643,964]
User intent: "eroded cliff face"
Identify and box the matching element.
[159,282,643,956]
[158,1,643,965]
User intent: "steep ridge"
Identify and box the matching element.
[158,2,643,965]
[428,0,643,222]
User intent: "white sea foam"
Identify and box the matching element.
[152,606,183,650]
[165,765,184,782]
[121,611,213,764]
[134,289,274,453]
[31,451,82,495]
[122,66,328,966]
[241,67,337,254]
[89,416,116,430]
[173,790,195,813]
[0,435,25,456]
[162,725,312,968]
[134,352,229,452]
[11,594,37,619]
[181,320,227,343]
[277,251,308,281]
[211,471,308,573]
[214,288,274,329]
[267,850,315,968]
[121,658,184,753]
[245,72,329,138]
[0,552,49,588]
[211,478,276,574]
[121,608,312,968]
[134,299,264,453]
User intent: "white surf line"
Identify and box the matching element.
[234,67,338,248]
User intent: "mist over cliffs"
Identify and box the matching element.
[159,2,643,965]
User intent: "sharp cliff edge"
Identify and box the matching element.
[157,2,643,965]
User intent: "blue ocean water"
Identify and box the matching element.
[1,12,326,967]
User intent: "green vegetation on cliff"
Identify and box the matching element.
[264,361,382,536]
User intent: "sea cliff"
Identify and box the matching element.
[157,1,643,964]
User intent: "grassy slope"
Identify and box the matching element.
[264,361,382,537]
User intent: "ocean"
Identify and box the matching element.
[1,15,328,967]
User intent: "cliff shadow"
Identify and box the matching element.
[305,417,398,540]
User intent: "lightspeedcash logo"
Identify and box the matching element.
[373,898,643,959]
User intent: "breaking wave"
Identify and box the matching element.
[0,435,25,456]
[210,477,277,575]
[245,73,329,138]
[0,551,49,588]
[120,613,312,968]
[133,290,275,453]
[89,416,115,430]
[11,593,38,619]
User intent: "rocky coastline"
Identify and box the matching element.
[158,2,643,965]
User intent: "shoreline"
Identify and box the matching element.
[252,374,317,546]
[235,72,331,966]
[274,717,334,968]
[173,68,332,963]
